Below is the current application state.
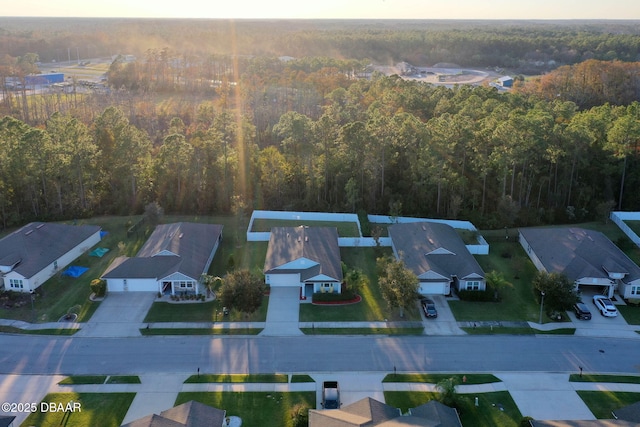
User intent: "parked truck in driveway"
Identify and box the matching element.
[322,381,340,409]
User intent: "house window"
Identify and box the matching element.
[9,279,23,289]
[465,281,480,291]
[632,286,640,296]
[54,260,58,270]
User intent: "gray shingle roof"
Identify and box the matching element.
[0,222,100,279]
[409,400,462,426]
[388,222,484,281]
[159,400,226,427]
[264,226,342,281]
[519,227,640,283]
[102,255,181,279]
[102,223,222,281]
[121,401,225,427]
[612,400,640,422]
[309,398,461,427]
[138,223,223,279]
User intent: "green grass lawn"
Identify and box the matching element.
[383,373,501,384]
[570,374,640,384]
[175,392,315,427]
[0,326,79,335]
[58,376,107,385]
[462,326,576,335]
[21,392,135,427]
[617,305,640,325]
[143,296,269,323]
[300,247,421,322]
[301,327,424,335]
[449,238,542,322]
[140,327,263,335]
[184,374,288,383]
[105,376,141,384]
[251,218,361,237]
[290,375,314,383]
[577,391,640,419]
[384,391,522,427]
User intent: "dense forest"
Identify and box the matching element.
[1,19,640,231]
[2,18,640,71]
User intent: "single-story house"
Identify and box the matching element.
[309,397,462,427]
[102,222,223,295]
[121,400,226,427]
[519,227,640,299]
[0,222,101,293]
[388,222,486,295]
[264,226,343,299]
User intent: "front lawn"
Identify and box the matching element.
[140,327,262,335]
[21,392,135,427]
[301,327,424,335]
[175,392,315,427]
[383,373,501,385]
[449,238,542,322]
[570,374,640,384]
[300,247,421,322]
[106,376,141,384]
[143,296,269,323]
[384,391,522,427]
[577,391,640,419]
[0,326,79,335]
[184,374,288,383]
[462,326,576,335]
[58,376,107,385]
[617,305,640,325]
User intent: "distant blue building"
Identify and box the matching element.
[497,76,514,88]
[25,73,64,86]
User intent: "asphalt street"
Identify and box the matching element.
[1,334,638,376]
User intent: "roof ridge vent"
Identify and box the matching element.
[25,230,34,236]
[36,223,45,229]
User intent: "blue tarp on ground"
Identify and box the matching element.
[61,266,89,278]
[100,231,108,239]
[89,247,110,257]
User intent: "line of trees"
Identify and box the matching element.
[2,19,640,72]
[1,65,640,230]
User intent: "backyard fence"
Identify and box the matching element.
[610,211,640,247]
[246,210,488,254]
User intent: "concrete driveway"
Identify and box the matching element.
[260,287,303,336]
[420,295,466,335]
[569,292,637,338]
[75,292,156,337]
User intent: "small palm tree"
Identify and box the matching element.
[436,376,460,408]
[486,270,511,301]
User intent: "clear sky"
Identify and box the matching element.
[5,0,640,20]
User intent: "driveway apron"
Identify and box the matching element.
[260,287,303,336]
[76,292,157,337]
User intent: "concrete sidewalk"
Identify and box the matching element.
[5,371,640,425]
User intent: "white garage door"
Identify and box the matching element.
[419,282,448,295]
[107,278,158,292]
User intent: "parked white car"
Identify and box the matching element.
[593,295,618,317]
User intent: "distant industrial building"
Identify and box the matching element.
[497,76,514,87]
[24,73,65,86]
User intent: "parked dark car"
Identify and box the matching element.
[421,298,438,318]
[573,302,592,320]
